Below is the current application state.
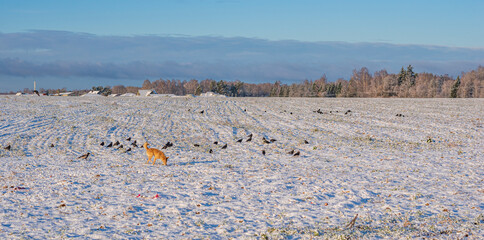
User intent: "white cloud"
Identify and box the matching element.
[0,30,483,85]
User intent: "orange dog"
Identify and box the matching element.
[143,142,168,165]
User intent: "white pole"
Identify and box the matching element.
[34,81,36,91]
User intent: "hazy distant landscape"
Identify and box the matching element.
[11,65,483,99]
[1,31,483,93]
[1,96,482,238]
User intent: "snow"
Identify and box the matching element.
[200,92,226,97]
[0,96,483,239]
[81,92,103,97]
[138,90,156,97]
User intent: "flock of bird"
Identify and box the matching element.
[91,137,176,160]
[190,132,303,157]
[182,107,362,157]
[1,107,408,163]
[312,108,352,115]
[0,107,330,161]
[99,138,131,151]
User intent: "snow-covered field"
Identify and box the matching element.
[0,96,483,239]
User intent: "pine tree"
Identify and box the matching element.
[216,80,227,95]
[406,65,416,86]
[450,76,460,98]
[397,67,406,86]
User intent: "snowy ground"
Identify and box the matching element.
[0,96,483,239]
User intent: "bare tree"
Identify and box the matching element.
[112,85,127,94]
[141,79,153,90]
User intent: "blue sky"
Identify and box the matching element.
[2,0,483,47]
[1,0,483,91]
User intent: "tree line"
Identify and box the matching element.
[130,65,483,98]
[15,66,484,97]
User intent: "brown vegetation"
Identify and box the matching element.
[14,66,483,97]
[135,66,483,98]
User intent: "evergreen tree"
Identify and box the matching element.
[397,67,406,86]
[216,80,227,95]
[406,65,416,86]
[450,76,461,98]
[325,84,336,97]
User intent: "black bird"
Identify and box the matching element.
[113,141,120,146]
[126,147,131,152]
[131,142,138,148]
[162,141,173,149]
[246,134,253,142]
[100,142,105,146]
[78,152,90,160]
[133,140,137,145]
[221,143,227,149]
[209,149,213,153]
[126,137,131,141]
[106,142,113,147]
[4,145,11,151]
[49,144,55,148]
[270,138,277,143]
[293,151,300,156]
[304,140,309,144]
[288,150,294,155]
[213,141,218,145]
[262,138,270,144]
[236,138,243,143]
[345,110,352,115]
[262,150,266,155]
[194,144,200,147]
[200,110,204,114]
[117,144,123,149]
[34,90,40,96]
